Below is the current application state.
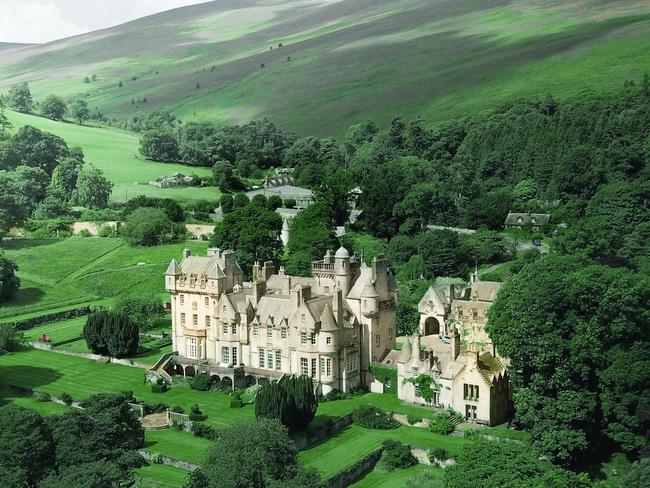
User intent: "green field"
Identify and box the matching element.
[300,424,465,478]
[1,1,649,136]
[350,464,438,488]
[134,464,191,488]
[0,238,208,321]
[5,111,217,203]
[22,316,87,344]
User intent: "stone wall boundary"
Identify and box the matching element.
[326,446,384,488]
[138,449,198,472]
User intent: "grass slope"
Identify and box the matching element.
[134,464,191,488]
[5,111,217,203]
[350,464,437,488]
[0,238,208,321]
[1,1,649,136]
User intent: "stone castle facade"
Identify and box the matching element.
[164,247,398,394]
[382,273,512,426]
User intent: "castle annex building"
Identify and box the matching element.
[164,247,398,393]
[383,274,512,426]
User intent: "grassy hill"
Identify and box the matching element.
[1,0,649,136]
[5,110,217,203]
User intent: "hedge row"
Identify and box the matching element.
[9,306,94,331]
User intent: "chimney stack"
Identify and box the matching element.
[183,248,191,259]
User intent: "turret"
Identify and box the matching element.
[361,279,378,317]
[334,245,351,294]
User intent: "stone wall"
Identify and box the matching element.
[138,449,198,472]
[293,413,353,450]
[71,221,120,236]
[185,224,215,239]
[326,447,384,488]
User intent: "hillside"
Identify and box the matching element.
[5,110,215,203]
[1,0,650,136]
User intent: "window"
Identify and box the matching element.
[205,297,209,307]
[346,353,358,373]
[300,357,308,376]
[193,314,198,327]
[463,384,479,401]
[223,323,228,335]
[415,384,421,397]
[180,294,185,305]
[388,328,393,339]
[326,358,332,377]
[180,313,186,326]
[232,347,238,366]
[320,358,325,376]
[187,338,197,359]
[301,313,306,322]
[275,350,282,371]
[259,348,265,368]
[311,358,317,378]
[326,336,332,345]
[281,327,287,339]
[267,350,274,370]
[310,332,316,345]
[375,334,380,347]
[267,326,273,338]
[300,332,307,345]
[324,286,330,294]
[205,316,210,327]
[223,305,227,313]
[221,346,230,364]
[232,323,237,335]
[253,325,259,336]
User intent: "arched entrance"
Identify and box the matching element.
[258,377,270,387]
[221,377,233,389]
[424,317,440,336]
[245,375,256,386]
[173,364,184,376]
[184,365,196,377]
[210,374,221,386]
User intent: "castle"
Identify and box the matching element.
[382,274,512,426]
[164,247,398,394]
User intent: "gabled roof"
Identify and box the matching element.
[418,285,450,312]
[165,259,181,275]
[477,352,506,384]
[180,256,224,277]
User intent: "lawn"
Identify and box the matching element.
[317,393,441,421]
[6,111,218,203]
[23,316,87,345]
[350,464,438,488]
[144,429,213,465]
[300,424,466,478]
[0,238,209,321]
[134,463,191,488]
[0,348,255,428]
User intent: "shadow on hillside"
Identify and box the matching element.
[0,365,63,393]
[296,415,352,451]
[7,287,46,306]
[0,238,61,251]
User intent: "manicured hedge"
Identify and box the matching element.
[9,306,94,331]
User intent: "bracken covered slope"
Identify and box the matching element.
[1,0,650,135]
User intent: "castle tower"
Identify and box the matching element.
[334,245,351,296]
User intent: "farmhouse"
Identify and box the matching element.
[164,246,398,394]
[383,273,512,426]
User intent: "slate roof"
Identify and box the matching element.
[504,212,550,226]
[179,256,227,278]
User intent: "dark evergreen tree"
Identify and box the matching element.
[255,375,318,432]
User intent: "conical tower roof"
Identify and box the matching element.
[165,259,181,275]
[399,338,412,363]
[320,303,338,332]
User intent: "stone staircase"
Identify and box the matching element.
[148,351,176,383]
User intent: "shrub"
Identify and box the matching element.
[192,422,217,440]
[35,391,51,402]
[189,404,204,421]
[463,428,480,439]
[171,405,184,414]
[230,398,243,408]
[97,225,117,238]
[0,324,24,354]
[379,441,417,471]
[144,402,168,414]
[77,229,92,237]
[60,393,73,405]
[190,373,212,391]
[283,198,296,209]
[151,383,167,394]
[429,414,455,435]
[352,405,399,430]
[406,414,422,425]
[429,448,449,462]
